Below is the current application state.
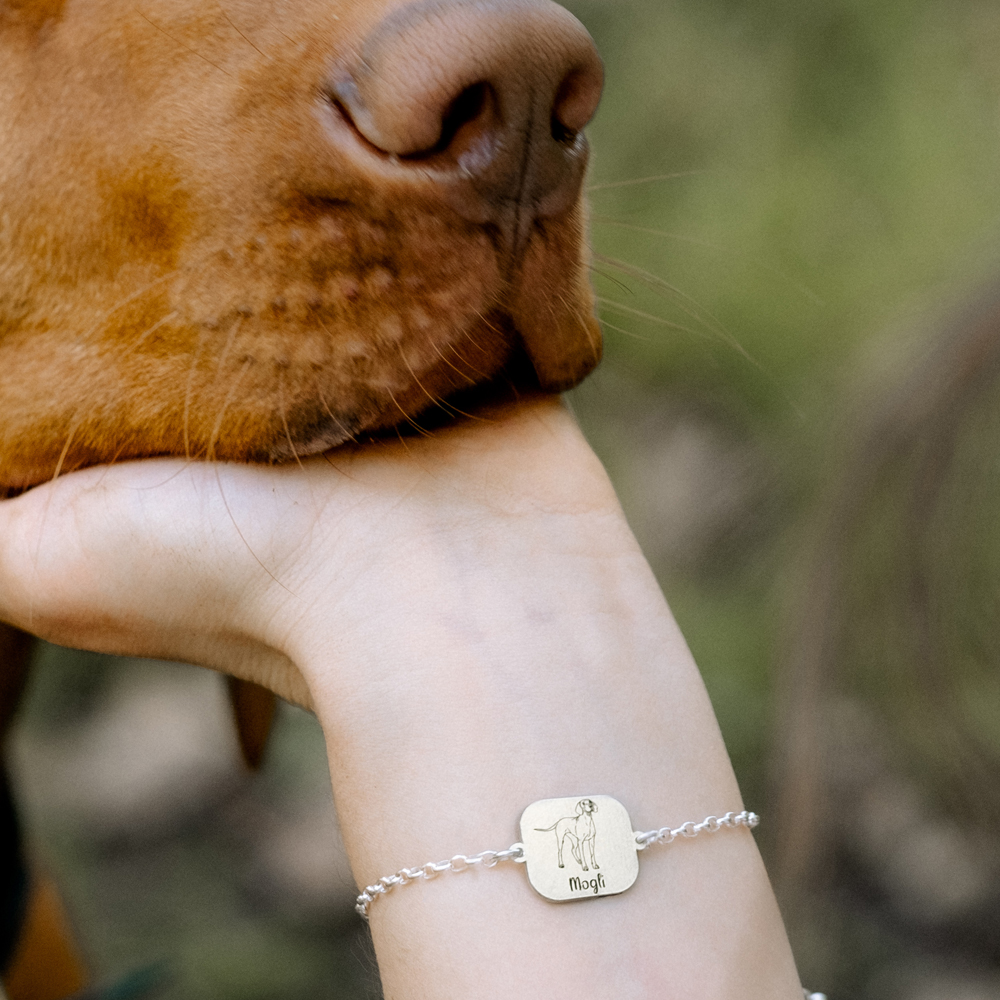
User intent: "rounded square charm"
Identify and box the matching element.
[519,795,639,902]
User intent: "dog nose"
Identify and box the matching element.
[328,0,603,252]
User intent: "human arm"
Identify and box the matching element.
[0,396,803,998]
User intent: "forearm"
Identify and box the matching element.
[282,420,802,998]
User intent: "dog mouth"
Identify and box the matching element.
[261,308,529,462]
[0,177,599,492]
[265,339,540,463]
[0,106,599,491]
[141,199,598,467]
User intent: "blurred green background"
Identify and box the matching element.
[13,0,1000,997]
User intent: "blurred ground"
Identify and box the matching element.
[9,0,1000,995]
[10,648,380,999]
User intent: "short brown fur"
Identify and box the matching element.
[0,0,600,489]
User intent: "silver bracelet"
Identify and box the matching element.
[357,799,825,995]
[355,795,759,919]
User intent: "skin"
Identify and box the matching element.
[0,396,805,998]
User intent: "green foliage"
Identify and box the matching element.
[564,3,1000,988]
[565,0,1000,776]
[568,0,1000,412]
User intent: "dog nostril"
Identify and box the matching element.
[551,120,578,145]
[552,67,601,144]
[332,77,496,160]
[423,82,492,158]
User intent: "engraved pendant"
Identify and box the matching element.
[519,795,639,902]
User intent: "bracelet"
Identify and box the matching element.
[355,795,759,919]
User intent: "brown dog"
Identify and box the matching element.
[0,0,603,993]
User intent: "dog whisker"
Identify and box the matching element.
[74,269,182,348]
[216,2,268,59]
[206,357,253,462]
[449,342,492,381]
[183,325,212,461]
[93,444,130,485]
[28,413,83,625]
[134,8,234,77]
[211,461,295,596]
[397,343,462,418]
[591,217,824,306]
[49,418,80,485]
[595,297,704,339]
[465,311,504,357]
[320,450,361,481]
[412,342,493,422]
[128,458,203,492]
[597,317,650,342]
[428,339,478,386]
[211,317,244,385]
[385,388,434,439]
[132,311,181,352]
[555,290,601,366]
[276,371,307,471]
[316,386,360,446]
[587,171,710,193]
[392,424,418,458]
[595,254,724,328]
[446,318,493,380]
[588,265,634,297]
[595,254,753,362]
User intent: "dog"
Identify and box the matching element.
[535,797,599,871]
[0,0,603,994]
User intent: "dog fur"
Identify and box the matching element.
[0,0,602,490]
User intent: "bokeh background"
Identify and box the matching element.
[11,0,1000,996]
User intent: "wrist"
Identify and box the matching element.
[287,514,739,877]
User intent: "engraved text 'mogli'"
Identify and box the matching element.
[569,873,606,894]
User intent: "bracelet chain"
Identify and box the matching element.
[634,809,759,849]
[356,809,758,919]
[356,844,526,919]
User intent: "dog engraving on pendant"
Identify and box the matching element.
[534,798,599,871]
[519,795,640,902]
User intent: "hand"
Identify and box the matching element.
[0,395,618,705]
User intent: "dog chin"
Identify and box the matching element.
[262,419,362,462]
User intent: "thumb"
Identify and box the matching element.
[0,461,278,671]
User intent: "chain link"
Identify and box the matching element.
[356,843,526,919]
[634,809,759,850]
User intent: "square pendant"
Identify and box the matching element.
[519,795,639,902]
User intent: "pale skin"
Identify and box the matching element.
[0,395,804,998]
